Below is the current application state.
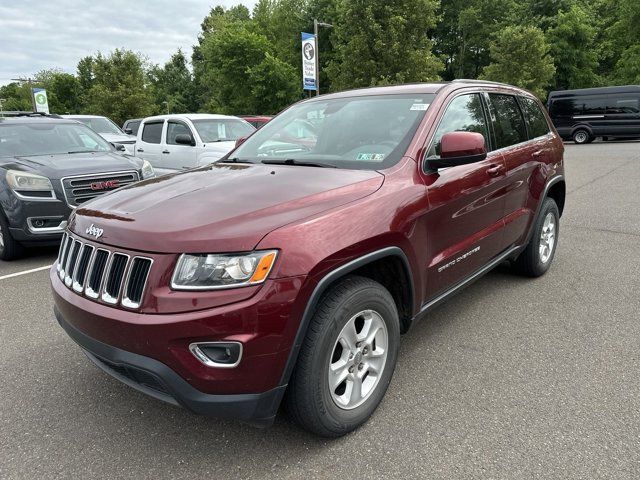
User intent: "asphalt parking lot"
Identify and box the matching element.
[1,141,639,479]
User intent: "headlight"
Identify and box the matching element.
[141,160,155,179]
[171,250,278,290]
[6,170,54,192]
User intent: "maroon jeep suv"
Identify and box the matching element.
[51,81,565,437]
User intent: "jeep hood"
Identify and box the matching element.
[70,162,384,253]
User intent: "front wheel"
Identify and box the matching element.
[285,276,400,437]
[572,129,591,144]
[512,197,559,277]
[0,211,25,261]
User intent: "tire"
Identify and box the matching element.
[512,197,559,277]
[285,275,400,437]
[0,210,25,261]
[572,129,590,144]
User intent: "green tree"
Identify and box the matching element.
[0,82,33,111]
[148,50,196,113]
[546,4,599,89]
[80,49,154,125]
[192,5,253,109]
[481,25,556,98]
[614,45,640,84]
[248,52,300,114]
[35,69,82,114]
[327,0,442,90]
[433,0,519,80]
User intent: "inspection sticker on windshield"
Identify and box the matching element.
[410,103,430,111]
[357,153,386,161]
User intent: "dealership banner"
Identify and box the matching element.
[32,88,49,114]
[301,32,317,91]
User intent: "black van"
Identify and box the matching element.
[547,85,640,144]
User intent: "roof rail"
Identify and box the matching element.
[0,111,63,119]
[451,79,512,87]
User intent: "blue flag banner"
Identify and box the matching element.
[301,32,317,91]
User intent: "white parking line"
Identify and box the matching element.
[0,265,52,281]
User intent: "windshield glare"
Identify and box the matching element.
[0,123,112,157]
[75,117,123,135]
[231,93,435,169]
[192,119,255,143]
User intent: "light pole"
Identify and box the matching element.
[162,100,170,114]
[313,19,333,96]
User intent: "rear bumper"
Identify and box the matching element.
[55,307,286,426]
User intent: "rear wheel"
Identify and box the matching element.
[0,211,25,261]
[285,276,400,437]
[512,197,559,277]
[572,129,591,144]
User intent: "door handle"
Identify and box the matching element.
[136,148,144,153]
[486,164,505,177]
[162,150,170,154]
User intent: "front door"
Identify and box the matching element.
[422,92,509,299]
[161,120,198,170]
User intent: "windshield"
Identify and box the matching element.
[192,119,255,143]
[74,117,123,135]
[230,93,435,169]
[0,123,112,157]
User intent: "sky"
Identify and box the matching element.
[0,0,257,86]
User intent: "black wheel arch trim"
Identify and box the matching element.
[525,174,565,246]
[278,246,414,387]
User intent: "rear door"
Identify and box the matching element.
[485,93,539,247]
[422,92,508,298]
[161,120,198,170]
[136,120,164,165]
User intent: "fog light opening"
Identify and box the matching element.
[189,342,243,368]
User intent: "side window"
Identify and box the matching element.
[549,99,579,117]
[519,97,550,139]
[488,94,527,149]
[427,93,489,157]
[141,121,163,144]
[166,121,192,145]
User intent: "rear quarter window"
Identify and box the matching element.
[519,97,551,139]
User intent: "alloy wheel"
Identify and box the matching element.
[328,309,389,410]
[539,212,556,264]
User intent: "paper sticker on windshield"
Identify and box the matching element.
[410,103,430,111]
[357,153,386,161]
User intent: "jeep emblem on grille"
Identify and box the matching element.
[85,224,104,240]
[90,180,119,191]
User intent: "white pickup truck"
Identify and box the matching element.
[134,114,255,175]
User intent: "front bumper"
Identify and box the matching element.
[51,265,307,425]
[55,308,286,426]
[6,198,70,246]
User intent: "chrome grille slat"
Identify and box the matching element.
[72,245,94,292]
[58,232,151,309]
[122,258,153,309]
[101,253,129,304]
[64,241,81,286]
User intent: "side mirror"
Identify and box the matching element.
[124,128,133,135]
[175,133,195,146]
[426,131,487,170]
[112,143,126,152]
[235,136,248,148]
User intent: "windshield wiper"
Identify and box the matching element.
[261,159,337,168]
[222,157,255,164]
[68,150,98,154]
